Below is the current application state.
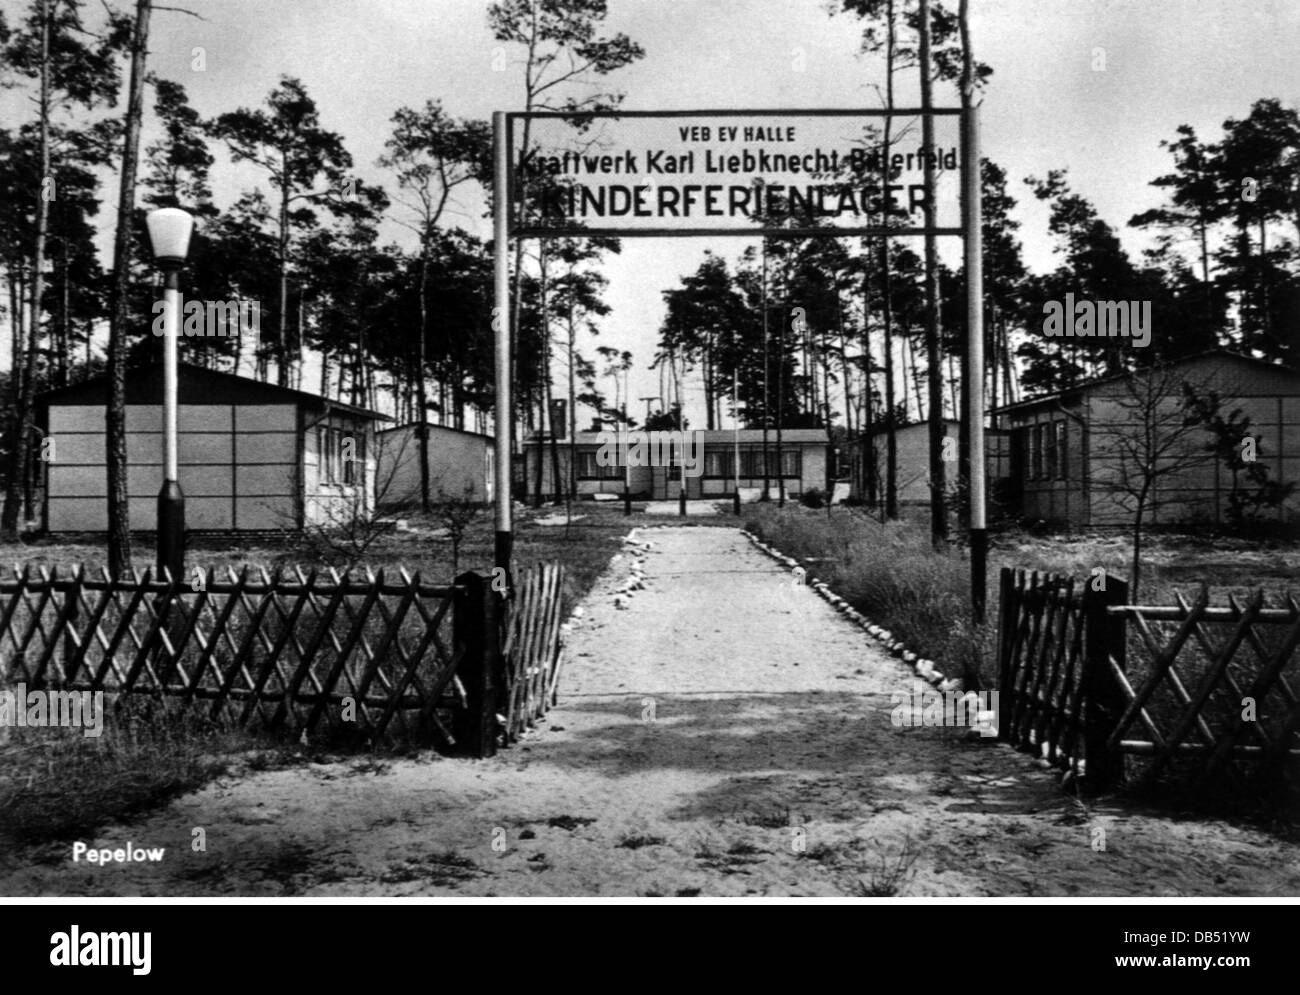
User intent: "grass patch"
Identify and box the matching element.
[617,833,666,850]
[379,850,483,887]
[857,837,920,897]
[734,804,796,829]
[546,814,597,831]
[0,694,251,847]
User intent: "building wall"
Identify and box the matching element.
[522,441,826,499]
[697,444,824,498]
[45,402,297,531]
[860,422,1009,509]
[376,424,495,507]
[522,444,657,498]
[303,413,377,527]
[886,423,952,504]
[1002,407,1088,526]
[1085,390,1300,528]
[1002,355,1300,528]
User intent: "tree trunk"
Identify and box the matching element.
[9,268,24,405]
[277,177,291,386]
[820,323,833,431]
[416,241,431,512]
[837,288,854,442]
[703,344,714,431]
[352,322,365,407]
[903,323,917,419]
[4,0,52,538]
[57,237,69,387]
[1258,217,1270,341]
[859,267,876,507]
[1130,501,1145,603]
[1198,214,1212,314]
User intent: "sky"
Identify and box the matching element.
[4,0,1299,425]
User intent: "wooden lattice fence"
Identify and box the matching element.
[1105,589,1300,785]
[997,568,1125,781]
[999,567,1300,789]
[500,562,566,744]
[0,565,479,748]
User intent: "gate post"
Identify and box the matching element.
[996,567,1014,743]
[1083,574,1127,790]
[454,571,499,759]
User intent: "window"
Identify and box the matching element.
[1044,421,1058,481]
[1029,424,1043,480]
[782,449,801,477]
[737,448,803,478]
[1055,421,1068,480]
[578,450,620,479]
[319,427,336,483]
[704,450,734,478]
[345,431,364,485]
[319,425,364,486]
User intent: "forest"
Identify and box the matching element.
[1,0,1297,566]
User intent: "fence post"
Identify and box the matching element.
[454,571,499,759]
[1083,574,1127,791]
[996,566,1014,742]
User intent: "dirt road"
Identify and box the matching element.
[2,527,1296,897]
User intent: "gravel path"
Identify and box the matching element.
[3,527,1296,897]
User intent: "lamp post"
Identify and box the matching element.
[491,112,512,591]
[145,207,193,584]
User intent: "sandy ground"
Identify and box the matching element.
[2,527,1297,898]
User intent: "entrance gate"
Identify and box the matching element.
[490,107,989,614]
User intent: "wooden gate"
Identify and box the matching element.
[998,567,1300,789]
[500,562,567,744]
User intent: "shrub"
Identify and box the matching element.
[799,487,826,509]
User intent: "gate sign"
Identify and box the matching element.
[508,110,963,238]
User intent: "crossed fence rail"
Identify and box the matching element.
[0,560,569,755]
[0,564,469,747]
[998,566,1300,789]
